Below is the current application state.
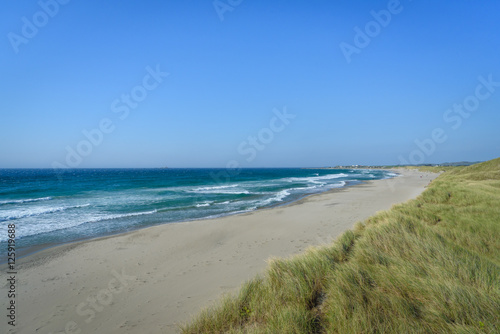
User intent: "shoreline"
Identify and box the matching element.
[10,178,374,261]
[9,184,347,264]
[1,169,435,334]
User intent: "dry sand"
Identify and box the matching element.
[1,169,437,334]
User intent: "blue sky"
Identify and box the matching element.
[1,0,499,168]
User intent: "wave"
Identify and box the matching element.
[84,209,158,224]
[289,185,320,192]
[0,204,90,221]
[0,196,52,205]
[311,173,348,181]
[2,209,159,241]
[329,181,346,188]
[193,184,238,191]
[198,190,250,195]
[259,189,290,206]
[217,190,250,194]
[284,173,348,184]
[190,185,250,195]
[196,201,214,207]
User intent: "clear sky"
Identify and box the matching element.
[1,0,499,168]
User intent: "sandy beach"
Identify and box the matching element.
[1,169,437,334]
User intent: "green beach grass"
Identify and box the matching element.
[182,158,500,334]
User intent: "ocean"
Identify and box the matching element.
[0,168,396,257]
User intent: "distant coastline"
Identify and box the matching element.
[305,161,483,170]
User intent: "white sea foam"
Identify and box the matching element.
[0,196,53,205]
[258,189,290,206]
[311,173,348,180]
[289,185,319,192]
[190,185,250,195]
[380,172,399,179]
[5,220,82,240]
[0,203,90,221]
[0,207,159,241]
[329,181,346,188]
[85,209,158,224]
[284,173,348,184]
[193,184,238,191]
[26,209,159,237]
[196,201,213,207]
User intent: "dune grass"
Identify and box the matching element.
[182,158,500,333]
[402,165,459,173]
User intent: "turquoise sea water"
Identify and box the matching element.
[0,168,396,256]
